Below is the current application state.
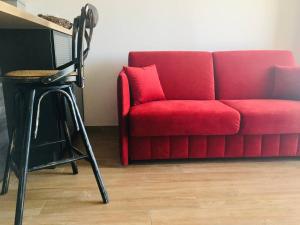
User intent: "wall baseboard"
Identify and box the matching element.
[86,126,119,136]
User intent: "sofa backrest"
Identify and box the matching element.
[213,50,296,99]
[129,51,215,100]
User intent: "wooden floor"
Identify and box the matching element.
[2,128,300,225]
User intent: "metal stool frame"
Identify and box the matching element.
[0,4,109,225]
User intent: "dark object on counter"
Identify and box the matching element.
[1,4,108,225]
[38,14,73,29]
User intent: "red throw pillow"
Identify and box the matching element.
[124,64,166,105]
[272,66,300,100]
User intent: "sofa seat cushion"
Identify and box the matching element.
[129,100,240,136]
[222,100,300,134]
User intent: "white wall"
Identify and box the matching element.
[274,0,300,61]
[26,0,299,126]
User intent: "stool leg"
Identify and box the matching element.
[59,97,78,175]
[63,120,79,174]
[1,130,16,195]
[67,87,109,204]
[15,89,36,225]
[0,150,11,195]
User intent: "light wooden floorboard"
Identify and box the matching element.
[1,129,300,225]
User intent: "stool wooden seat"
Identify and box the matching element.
[0,4,109,225]
[6,70,59,77]
[4,70,78,83]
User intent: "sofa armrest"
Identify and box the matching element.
[117,70,131,165]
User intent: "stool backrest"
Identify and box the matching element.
[72,3,98,88]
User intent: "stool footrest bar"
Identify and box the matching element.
[71,146,86,157]
[31,139,67,149]
[28,155,88,172]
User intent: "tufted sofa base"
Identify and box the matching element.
[129,134,300,161]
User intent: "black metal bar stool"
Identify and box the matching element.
[0,4,109,225]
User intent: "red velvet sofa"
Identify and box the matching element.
[118,50,300,165]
